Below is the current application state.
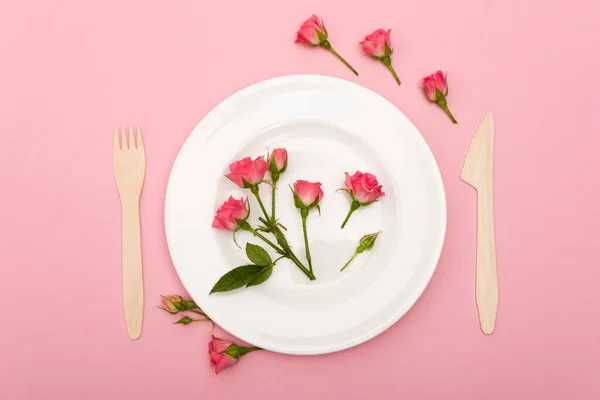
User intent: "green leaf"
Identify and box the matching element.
[245,243,272,267]
[246,266,273,287]
[210,265,264,294]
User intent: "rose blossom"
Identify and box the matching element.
[293,180,324,209]
[225,156,268,188]
[360,29,400,85]
[295,14,327,46]
[209,336,238,374]
[340,172,385,229]
[421,71,457,124]
[344,171,385,204]
[360,29,392,59]
[212,196,248,231]
[208,335,262,375]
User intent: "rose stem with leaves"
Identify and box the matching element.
[239,221,315,280]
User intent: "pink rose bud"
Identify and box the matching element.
[340,172,385,229]
[295,15,358,76]
[292,180,324,210]
[421,71,457,124]
[212,196,249,231]
[226,156,268,188]
[268,148,288,182]
[208,335,261,375]
[160,295,184,314]
[360,29,401,85]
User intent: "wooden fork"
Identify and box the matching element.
[112,126,146,339]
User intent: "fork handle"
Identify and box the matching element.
[121,200,144,339]
[476,184,498,334]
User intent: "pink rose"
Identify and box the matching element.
[208,335,262,375]
[226,156,268,188]
[295,15,327,46]
[360,29,392,59]
[421,71,457,124]
[268,148,288,174]
[295,15,358,76]
[421,70,448,101]
[212,196,248,231]
[208,336,237,374]
[293,180,324,209]
[360,29,400,85]
[340,172,385,228]
[345,171,385,204]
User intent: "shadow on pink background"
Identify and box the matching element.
[1,0,599,399]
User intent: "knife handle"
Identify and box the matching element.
[476,183,498,334]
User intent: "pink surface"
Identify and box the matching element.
[1,0,599,399]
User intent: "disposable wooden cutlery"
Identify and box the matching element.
[460,112,498,334]
[112,126,146,339]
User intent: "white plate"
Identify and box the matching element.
[165,75,446,355]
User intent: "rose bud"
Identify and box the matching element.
[268,148,288,183]
[341,232,381,271]
[225,156,268,188]
[292,180,324,210]
[340,171,385,229]
[174,316,195,325]
[159,295,185,314]
[421,71,457,124]
[359,232,380,250]
[360,29,401,85]
[208,335,261,375]
[295,15,358,76]
[212,196,249,231]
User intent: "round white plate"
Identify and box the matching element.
[165,75,446,355]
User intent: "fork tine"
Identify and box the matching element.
[135,126,143,150]
[113,127,121,151]
[122,126,129,149]
[129,126,135,150]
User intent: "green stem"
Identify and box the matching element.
[187,309,208,316]
[272,255,286,265]
[300,209,313,273]
[321,41,358,76]
[247,226,283,254]
[341,201,360,229]
[437,98,457,124]
[240,222,315,280]
[250,186,271,223]
[271,178,277,224]
[382,56,401,85]
[239,347,262,356]
[340,251,358,271]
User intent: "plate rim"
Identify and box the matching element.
[164,74,447,355]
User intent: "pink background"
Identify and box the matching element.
[1,0,599,398]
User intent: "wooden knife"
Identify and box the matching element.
[460,112,498,334]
